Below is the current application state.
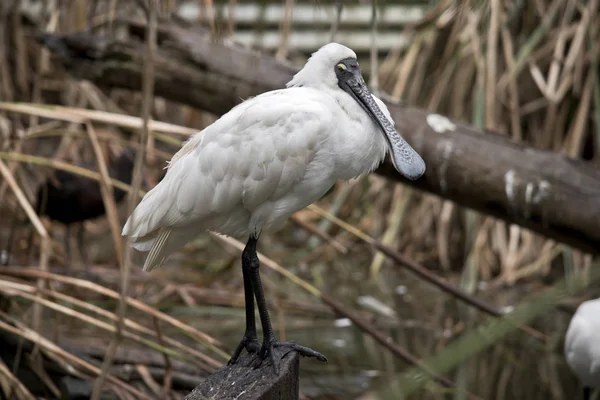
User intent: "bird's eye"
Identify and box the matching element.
[336,63,347,71]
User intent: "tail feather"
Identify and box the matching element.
[121,153,204,270]
[143,227,171,272]
[124,224,201,272]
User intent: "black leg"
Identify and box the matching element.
[76,223,91,274]
[26,227,35,265]
[64,225,72,270]
[246,236,327,374]
[4,214,18,265]
[583,386,591,400]
[228,237,261,364]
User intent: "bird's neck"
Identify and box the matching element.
[328,90,388,180]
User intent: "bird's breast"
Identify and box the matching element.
[328,97,388,180]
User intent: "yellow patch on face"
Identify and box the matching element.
[337,63,347,70]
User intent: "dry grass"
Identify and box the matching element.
[377,0,597,287]
[0,0,597,399]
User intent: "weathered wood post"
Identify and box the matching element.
[183,352,299,400]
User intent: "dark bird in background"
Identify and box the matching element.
[34,147,138,272]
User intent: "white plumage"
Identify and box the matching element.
[123,42,425,272]
[124,42,426,373]
[565,297,600,399]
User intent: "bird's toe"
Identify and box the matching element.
[228,335,261,365]
[261,340,327,375]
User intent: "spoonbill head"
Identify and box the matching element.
[123,42,426,374]
[565,298,600,400]
[288,42,426,181]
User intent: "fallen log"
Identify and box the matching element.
[34,19,600,254]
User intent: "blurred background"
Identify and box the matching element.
[0,0,598,399]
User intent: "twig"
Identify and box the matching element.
[289,215,347,253]
[501,0,562,85]
[0,278,216,370]
[384,259,600,397]
[485,0,500,130]
[0,267,224,355]
[0,152,145,196]
[91,1,157,397]
[203,0,215,36]
[307,180,358,249]
[153,317,173,397]
[0,357,36,400]
[0,102,196,136]
[306,205,548,342]
[213,234,463,392]
[0,160,49,335]
[500,24,522,140]
[85,122,123,267]
[369,185,411,278]
[275,0,294,61]
[0,314,152,400]
[369,0,378,91]
[381,241,504,315]
[226,0,237,35]
[320,293,483,400]
[328,0,343,42]
[135,365,162,397]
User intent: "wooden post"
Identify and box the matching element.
[183,352,299,400]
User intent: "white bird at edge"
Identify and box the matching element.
[122,42,426,374]
[565,297,600,400]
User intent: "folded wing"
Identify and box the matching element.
[122,89,334,271]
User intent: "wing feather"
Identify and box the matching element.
[123,88,336,270]
[143,227,170,272]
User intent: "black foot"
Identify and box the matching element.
[228,335,261,365]
[259,340,327,375]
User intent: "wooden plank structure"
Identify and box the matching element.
[174,1,424,59]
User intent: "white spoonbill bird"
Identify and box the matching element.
[565,297,600,400]
[123,42,426,373]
